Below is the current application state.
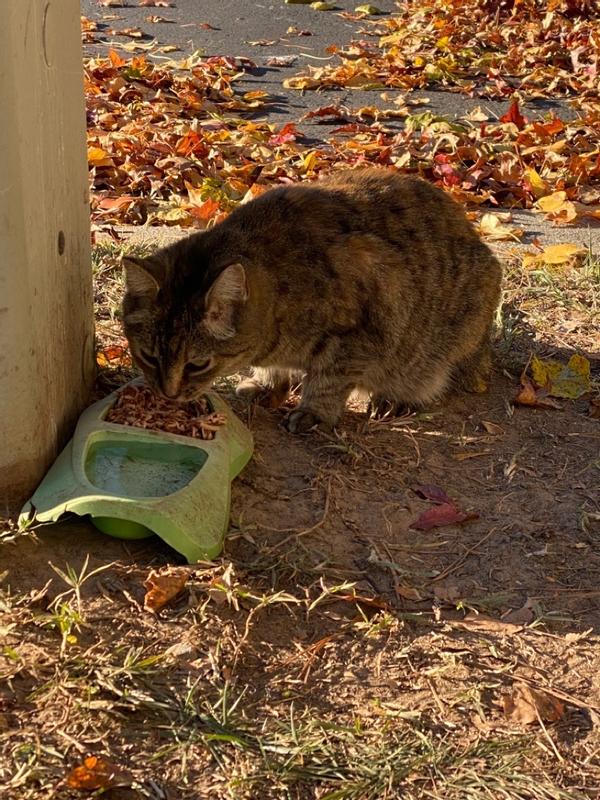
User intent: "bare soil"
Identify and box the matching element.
[1,244,599,799]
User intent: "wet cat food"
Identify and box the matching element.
[106,384,225,440]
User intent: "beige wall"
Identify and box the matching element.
[0,1,94,514]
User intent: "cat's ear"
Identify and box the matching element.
[122,256,162,297]
[204,263,248,339]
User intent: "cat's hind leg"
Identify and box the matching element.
[236,367,292,408]
[368,396,413,420]
[454,338,493,394]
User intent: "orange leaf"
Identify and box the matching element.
[189,198,221,221]
[67,756,124,791]
[143,568,189,613]
[515,370,562,409]
[108,49,126,67]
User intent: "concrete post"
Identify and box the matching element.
[0,1,95,514]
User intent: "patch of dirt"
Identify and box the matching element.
[2,355,599,798]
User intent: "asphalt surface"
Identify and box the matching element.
[83,1,598,248]
[81,0,576,141]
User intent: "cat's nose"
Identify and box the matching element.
[160,373,182,399]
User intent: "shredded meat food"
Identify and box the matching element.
[106,385,225,440]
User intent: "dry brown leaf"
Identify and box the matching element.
[395,583,423,601]
[456,612,523,634]
[144,567,189,613]
[481,420,504,435]
[503,683,565,726]
[501,600,535,626]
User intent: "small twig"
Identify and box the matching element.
[428,528,497,584]
[535,705,564,763]
[262,477,333,551]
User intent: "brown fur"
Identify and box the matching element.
[122,168,502,432]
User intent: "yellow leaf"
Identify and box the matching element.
[537,191,578,223]
[478,213,523,242]
[531,354,591,399]
[526,168,548,199]
[283,75,322,90]
[302,150,319,173]
[355,4,383,13]
[537,190,567,213]
[523,243,586,267]
[87,146,114,167]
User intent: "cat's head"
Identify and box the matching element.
[121,250,250,401]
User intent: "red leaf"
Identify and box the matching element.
[268,122,299,146]
[410,503,478,531]
[500,100,526,130]
[413,484,453,505]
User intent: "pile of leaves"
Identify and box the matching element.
[106,383,225,439]
[287,0,599,100]
[84,50,600,228]
[86,48,298,227]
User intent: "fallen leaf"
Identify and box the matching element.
[87,146,114,168]
[501,600,535,626]
[355,4,383,13]
[457,612,523,634]
[500,100,526,130]
[515,371,562,409]
[481,420,504,435]
[96,344,131,368]
[526,168,549,199]
[311,1,335,8]
[522,242,586,267]
[395,583,423,601]
[413,484,453,504]
[410,503,477,531]
[453,451,489,461]
[590,396,600,419]
[503,684,565,726]
[537,190,578,223]
[535,355,573,391]
[207,563,239,609]
[265,55,298,67]
[478,212,523,241]
[531,353,591,399]
[67,756,127,791]
[143,568,189,613]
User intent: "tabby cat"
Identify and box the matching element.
[122,168,502,433]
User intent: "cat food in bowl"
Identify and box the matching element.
[105,384,225,440]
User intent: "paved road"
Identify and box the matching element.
[81,0,574,141]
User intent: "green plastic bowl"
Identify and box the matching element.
[91,516,154,540]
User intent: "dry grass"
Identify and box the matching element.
[1,238,599,799]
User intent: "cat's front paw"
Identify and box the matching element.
[282,408,323,434]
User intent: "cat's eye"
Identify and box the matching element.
[139,348,159,368]
[186,358,213,376]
